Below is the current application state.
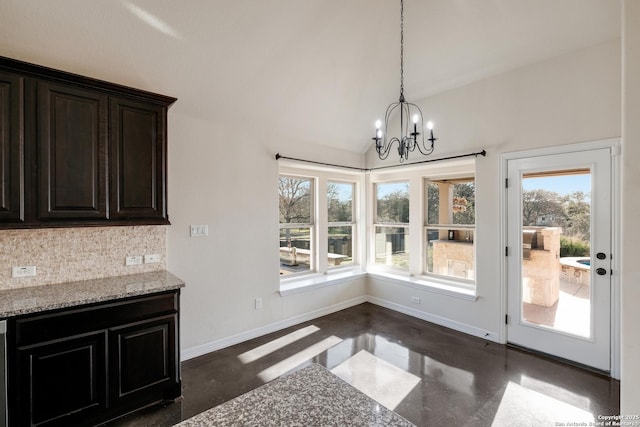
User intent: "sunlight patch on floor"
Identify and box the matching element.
[257,335,342,382]
[238,325,320,364]
[331,350,421,410]
[491,381,594,427]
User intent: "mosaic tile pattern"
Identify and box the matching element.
[0,226,167,290]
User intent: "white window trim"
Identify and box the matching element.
[278,158,477,300]
[279,164,364,286]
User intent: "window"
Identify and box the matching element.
[278,168,361,280]
[279,176,314,276]
[374,182,410,270]
[328,182,354,268]
[425,179,475,281]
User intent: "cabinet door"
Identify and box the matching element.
[0,71,24,222]
[37,81,108,220]
[109,314,179,410]
[13,332,107,426]
[110,98,167,221]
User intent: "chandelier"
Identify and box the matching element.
[372,0,436,162]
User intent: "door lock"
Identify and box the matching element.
[596,252,607,260]
[596,267,607,276]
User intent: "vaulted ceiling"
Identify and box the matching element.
[0,0,620,153]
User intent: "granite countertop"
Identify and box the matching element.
[177,363,415,427]
[0,270,185,318]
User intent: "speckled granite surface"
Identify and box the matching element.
[176,363,416,427]
[0,270,185,318]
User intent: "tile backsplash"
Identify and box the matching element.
[0,226,167,290]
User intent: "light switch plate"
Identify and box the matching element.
[190,224,209,237]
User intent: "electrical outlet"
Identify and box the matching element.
[144,254,161,264]
[411,296,421,304]
[190,224,209,237]
[255,297,263,310]
[125,256,143,266]
[12,266,36,278]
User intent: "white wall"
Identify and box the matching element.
[621,0,640,414]
[168,39,623,361]
[166,111,367,355]
[364,39,621,341]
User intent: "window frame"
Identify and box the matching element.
[369,159,477,292]
[424,177,476,284]
[327,180,356,270]
[372,180,411,272]
[279,165,363,285]
[279,174,316,277]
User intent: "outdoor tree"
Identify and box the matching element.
[279,177,311,224]
[377,190,409,223]
[522,189,564,226]
[327,183,352,223]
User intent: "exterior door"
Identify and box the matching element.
[506,148,611,372]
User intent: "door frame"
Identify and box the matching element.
[499,138,621,379]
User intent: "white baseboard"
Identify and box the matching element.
[181,294,501,361]
[180,295,368,361]
[365,296,501,343]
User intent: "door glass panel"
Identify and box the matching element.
[520,169,591,338]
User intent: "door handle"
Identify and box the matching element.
[596,267,607,276]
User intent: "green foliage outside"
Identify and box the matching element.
[522,188,591,255]
[559,235,590,257]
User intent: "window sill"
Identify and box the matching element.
[279,268,367,296]
[367,270,478,301]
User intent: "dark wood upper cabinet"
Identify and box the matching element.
[0,56,176,228]
[110,98,167,221]
[0,71,24,223]
[37,81,108,220]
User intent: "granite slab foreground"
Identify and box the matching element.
[176,363,415,427]
[0,270,185,318]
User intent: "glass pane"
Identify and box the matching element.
[328,226,353,267]
[328,182,353,222]
[426,228,475,280]
[279,227,312,275]
[374,226,409,269]
[279,177,312,224]
[426,180,475,225]
[376,182,409,223]
[520,170,591,338]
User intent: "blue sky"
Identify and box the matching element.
[522,173,591,196]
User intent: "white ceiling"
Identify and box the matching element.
[0,0,621,153]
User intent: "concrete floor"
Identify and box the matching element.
[106,303,619,426]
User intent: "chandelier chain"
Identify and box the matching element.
[372,0,436,162]
[400,0,404,99]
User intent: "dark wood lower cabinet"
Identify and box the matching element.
[7,291,181,426]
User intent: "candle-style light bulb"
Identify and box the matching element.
[376,129,382,138]
[412,114,419,124]
[375,120,382,130]
[426,120,434,130]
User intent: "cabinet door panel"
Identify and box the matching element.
[37,81,107,219]
[0,71,23,222]
[110,98,167,221]
[110,315,179,407]
[14,332,107,426]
